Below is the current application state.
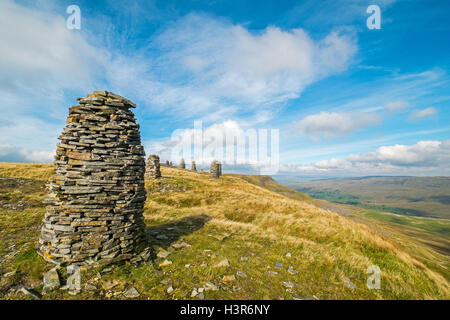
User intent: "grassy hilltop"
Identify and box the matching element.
[0,162,449,299]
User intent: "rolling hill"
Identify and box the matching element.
[0,163,448,299]
[277,176,450,219]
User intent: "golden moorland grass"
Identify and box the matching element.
[0,162,448,299]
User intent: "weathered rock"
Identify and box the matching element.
[236,270,248,278]
[38,91,147,266]
[84,283,97,291]
[214,258,229,267]
[43,268,61,292]
[288,266,298,275]
[191,161,196,171]
[16,286,41,300]
[171,241,191,249]
[222,275,236,282]
[292,295,314,300]
[204,282,219,291]
[275,261,283,269]
[123,287,140,298]
[159,259,172,267]
[146,154,161,178]
[283,281,294,288]
[3,270,16,278]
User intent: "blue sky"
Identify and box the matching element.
[0,0,449,176]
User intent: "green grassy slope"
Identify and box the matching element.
[0,163,448,300]
[229,174,312,202]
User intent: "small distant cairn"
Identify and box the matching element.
[210,160,222,179]
[191,161,197,171]
[38,91,149,266]
[179,158,186,169]
[146,154,161,179]
[165,160,170,166]
[169,161,173,167]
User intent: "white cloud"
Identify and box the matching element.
[0,0,106,101]
[410,107,439,119]
[146,14,357,114]
[386,101,410,113]
[146,120,279,174]
[347,140,448,167]
[295,111,382,139]
[281,140,450,176]
[0,144,54,163]
[147,120,247,164]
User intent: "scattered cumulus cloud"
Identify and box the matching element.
[281,140,450,175]
[144,13,357,115]
[294,111,382,139]
[347,140,448,166]
[409,107,439,120]
[0,0,106,101]
[386,101,410,113]
[0,144,54,163]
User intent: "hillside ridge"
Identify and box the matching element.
[0,162,448,299]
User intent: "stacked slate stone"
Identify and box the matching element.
[191,161,197,171]
[38,90,150,266]
[169,161,173,167]
[165,160,170,166]
[146,154,161,179]
[210,160,222,179]
[179,158,185,169]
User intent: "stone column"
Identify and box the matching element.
[179,158,185,169]
[38,91,147,266]
[191,161,197,171]
[165,160,170,166]
[146,154,161,178]
[210,160,221,178]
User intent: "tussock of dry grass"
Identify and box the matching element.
[0,162,54,181]
[144,166,449,298]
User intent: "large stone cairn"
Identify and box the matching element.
[191,161,197,171]
[210,160,222,179]
[146,154,161,178]
[179,158,185,169]
[38,91,149,266]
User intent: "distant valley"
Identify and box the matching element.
[274,176,450,220]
